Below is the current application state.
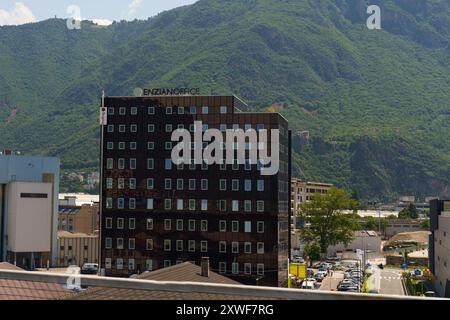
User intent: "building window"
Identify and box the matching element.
[106,178,113,189]
[165,141,172,150]
[219,220,226,232]
[147,198,154,209]
[130,142,137,150]
[130,124,137,132]
[130,158,136,170]
[147,179,154,189]
[202,106,209,114]
[117,218,124,229]
[232,242,239,253]
[245,160,251,171]
[244,242,252,254]
[232,200,239,212]
[148,106,155,115]
[119,125,126,133]
[164,260,171,268]
[188,220,195,231]
[118,178,125,189]
[257,264,264,276]
[177,199,184,210]
[257,221,264,233]
[201,161,208,170]
[106,158,113,169]
[105,237,112,249]
[188,240,195,252]
[128,259,135,271]
[257,180,264,191]
[201,220,208,232]
[164,219,172,231]
[107,124,114,133]
[219,241,226,253]
[146,259,153,271]
[148,124,155,132]
[201,199,208,211]
[232,179,239,191]
[148,142,154,150]
[165,124,173,132]
[178,106,184,114]
[107,142,114,150]
[105,217,112,229]
[201,179,208,190]
[245,221,251,233]
[118,198,125,209]
[146,218,153,230]
[116,258,124,270]
[201,241,207,252]
[189,199,196,211]
[165,178,172,190]
[105,258,112,269]
[129,198,136,209]
[190,106,197,114]
[106,198,112,209]
[220,106,227,114]
[107,107,114,115]
[131,107,137,115]
[257,201,264,212]
[232,160,238,170]
[219,262,226,274]
[129,218,136,229]
[244,180,252,191]
[166,106,172,115]
[189,179,196,190]
[244,263,251,275]
[165,159,172,170]
[176,219,183,231]
[232,221,239,232]
[129,238,135,250]
[147,158,154,170]
[164,240,171,251]
[244,200,252,212]
[177,179,184,190]
[118,158,125,169]
[232,262,239,274]
[219,200,227,212]
[118,142,125,150]
[176,240,183,252]
[219,179,227,191]
[129,178,136,190]
[117,238,124,249]
[220,159,226,170]
[257,242,264,254]
[146,239,153,250]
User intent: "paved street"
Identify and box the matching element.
[319,271,344,291]
[379,268,405,296]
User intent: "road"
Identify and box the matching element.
[379,268,405,296]
[319,271,344,291]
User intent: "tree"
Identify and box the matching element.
[421,219,430,230]
[303,242,321,264]
[398,203,419,219]
[300,187,359,255]
[364,216,378,231]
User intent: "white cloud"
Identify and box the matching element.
[92,19,113,26]
[0,2,36,26]
[127,0,143,16]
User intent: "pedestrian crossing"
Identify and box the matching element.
[381,276,401,280]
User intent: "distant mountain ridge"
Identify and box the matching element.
[0,0,449,201]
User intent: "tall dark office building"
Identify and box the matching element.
[100,95,291,287]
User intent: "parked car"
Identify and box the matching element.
[301,279,316,290]
[292,256,304,263]
[80,263,99,275]
[314,271,327,282]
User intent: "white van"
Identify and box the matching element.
[301,280,316,290]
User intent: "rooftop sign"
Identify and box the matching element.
[143,88,200,96]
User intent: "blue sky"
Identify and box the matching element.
[0,0,198,26]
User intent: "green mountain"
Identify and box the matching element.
[0,0,449,201]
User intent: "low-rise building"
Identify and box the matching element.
[327,231,382,256]
[57,231,99,267]
[385,219,425,238]
[0,153,60,269]
[58,197,99,235]
[429,199,450,297]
